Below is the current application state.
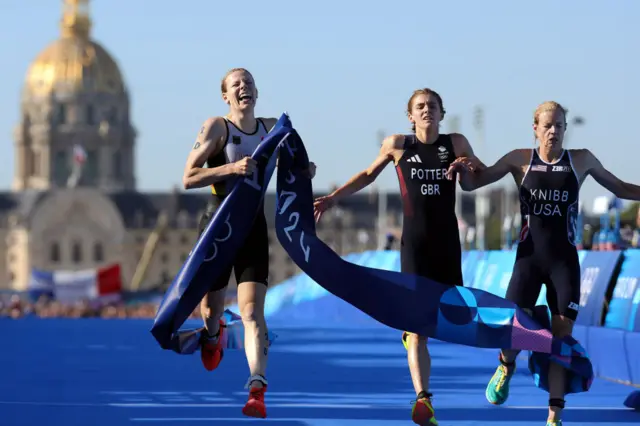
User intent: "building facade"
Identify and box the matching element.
[1,0,497,294]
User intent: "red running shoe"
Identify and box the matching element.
[411,395,438,425]
[200,319,225,372]
[242,375,268,418]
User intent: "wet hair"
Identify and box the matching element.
[534,101,568,126]
[406,88,446,132]
[220,68,253,94]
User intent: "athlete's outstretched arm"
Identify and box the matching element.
[329,135,401,200]
[182,117,253,189]
[313,135,403,221]
[457,150,517,192]
[584,149,640,200]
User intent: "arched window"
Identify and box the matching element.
[72,241,82,263]
[54,150,69,185]
[93,242,104,262]
[50,242,60,262]
[113,151,123,178]
[107,106,118,124]
[85,150,99,184]
[87,104,95,125]
[56,104,66,124]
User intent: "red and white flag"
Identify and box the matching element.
[73,144,87,165]
[52,264,122,303]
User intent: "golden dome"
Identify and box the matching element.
[24,0,125,97]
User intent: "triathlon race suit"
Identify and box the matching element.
[394,134,463,286]
[197,117,270,291]
[507,149,581,320]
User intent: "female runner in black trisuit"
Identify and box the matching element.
[455,100,640,426]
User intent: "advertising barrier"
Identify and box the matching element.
[576,250,623,326]
[632,291,640,333]
[605,249,640,331]
[261,248,640,407]
[461,250,487,289]
[466,251,516,297]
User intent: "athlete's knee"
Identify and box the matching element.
[239,300,265,325]
[237,280,267,325]
[199,301,210,318]
[551,315,574,338]
[201,289,226,318]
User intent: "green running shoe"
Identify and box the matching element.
[402,331,410,350]
[485,361,515,405]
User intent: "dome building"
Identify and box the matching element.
[1,0,211,294]
[16,0,133,191]
[0,0,404,298]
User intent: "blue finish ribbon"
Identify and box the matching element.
[152,113,593,394]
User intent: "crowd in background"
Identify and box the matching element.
[1,294,165,319]
[3,215,640,320]
[0,293,237,320]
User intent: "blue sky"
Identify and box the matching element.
[0,0,637,212]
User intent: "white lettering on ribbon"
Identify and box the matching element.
[277,138,311,263]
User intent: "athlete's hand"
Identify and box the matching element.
[446,157,478,180]
[313,194,336,223]
[233,156,257,176]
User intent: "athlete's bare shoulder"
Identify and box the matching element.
[449,132,474,156]
[380,134,406,161]
[260,117,278,131]
[567,148,587,154]
[509,148,533,164]
[198,116,227,143]
[382,134,406,152]
[495,148,531,176]
[567,148,596,179]
[567,148,591,161]
[449,133,466,143]
[186,116,227,165]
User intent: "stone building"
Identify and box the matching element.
[0,0,405,294]
[0,0,493,295]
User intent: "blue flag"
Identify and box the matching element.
[151,113,593,394]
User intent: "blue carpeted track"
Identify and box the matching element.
[1,318,638,426]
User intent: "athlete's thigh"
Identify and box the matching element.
[433,244,463,286]
[505,255,544,310]
[400,238,424,276]
[400,241,462,286]
[546,255,581,321]
[428,258,463,286]
[233,212,269,287]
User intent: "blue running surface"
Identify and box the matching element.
[1,319,637,426]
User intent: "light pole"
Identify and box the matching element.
[473,106,489,250]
